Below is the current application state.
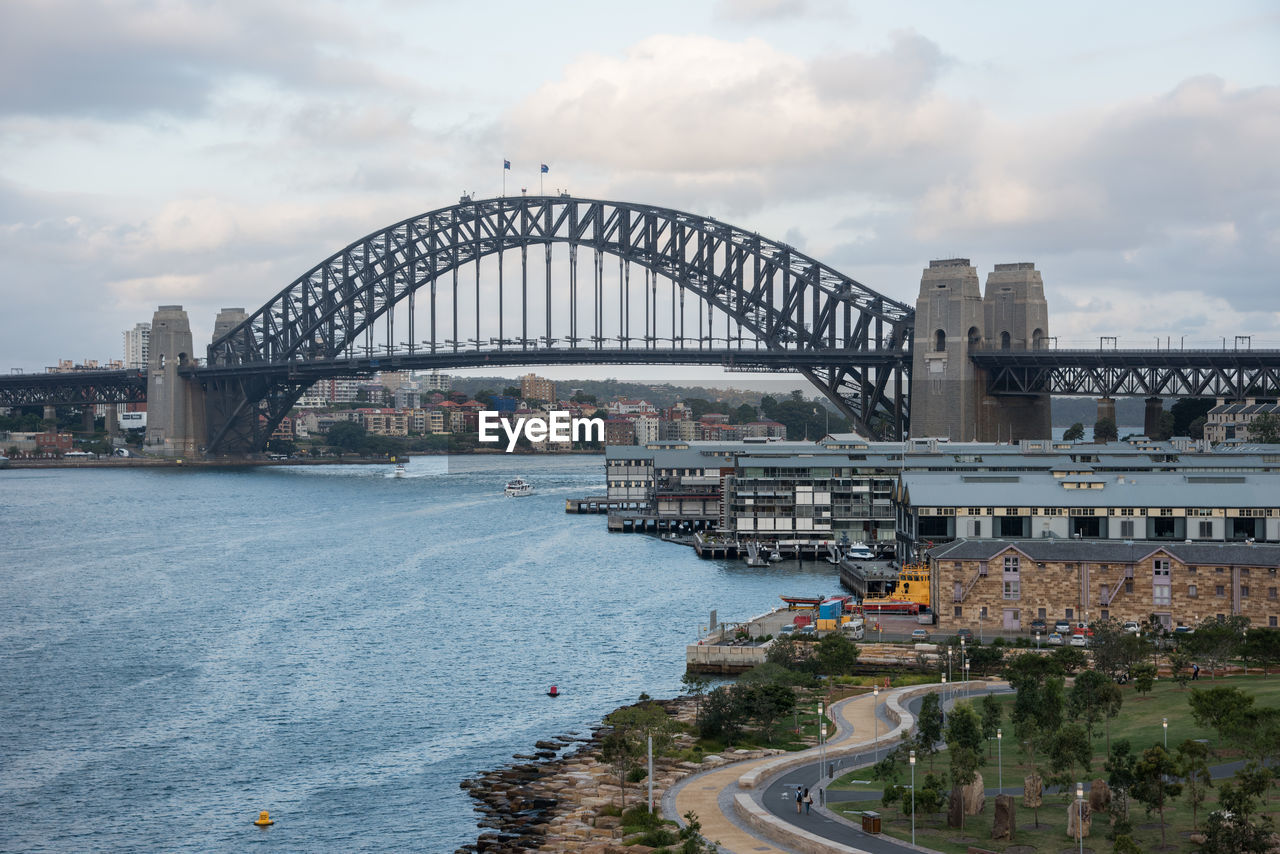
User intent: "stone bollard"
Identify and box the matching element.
[962,772,986,815]
[1066,800,1092,839]
[991,794,1016,840]
[1088,778,1112,815]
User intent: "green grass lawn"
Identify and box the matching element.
[828,675,1280,853]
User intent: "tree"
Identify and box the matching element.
[1175,738,1212,830]
[1170,397,1215,437]
[1131,661,1156,698]
[731,403,757,424]
[680,671,711,725]
[697,686,745,742]
[602,702,676,807]
[1188,685,1255,753]
[944,702,985,831]
[325,420,367,452]
[1005,653,1064,828]
[1050,645,1087,674]
[1130,744,1182,848]
[1187,615,1250,678]
[1250,412,1280,443]
[915,691,944,770]
[1069,669,1121,747]
[740,683,796,743]
[1105,739,1138,832]
[1242,628,1280,676]
[1088,617,1149,682]
[1063,422,1085,441]
[1168,646,1193,689]
[1199,776,1277,854]
[814,632,859,676]
[764,636,808,671]
[979,693,1002,758]
[1045,721,1092,790]
[1093,416,1118,442]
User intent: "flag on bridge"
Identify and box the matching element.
[540,164,549,173]
[504,159,511,170]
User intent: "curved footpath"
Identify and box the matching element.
[665,681,1002,854]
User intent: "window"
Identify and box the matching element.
[1004,555,1020,573]
[1188,566,1197,574]
[1154,586,1171,606]
[1101,609,1109,620]
[980,606,988,619]
[934,329,946,352]
[1003,580,1021,600]
[1119,520,1135,537]
[1153,559,1171,577]
[1038,607,1046,619]
[1199,521,1213,538]
[954,606,962,617]
[1066,608,1074,619]
[1270,616,1278,627]
[1216,585,1225,597]
[1125,581,1134,593]
[971,520,983,537]
[1270,587,1278,600]
[1188,584,1198,598]
[1241,585,1250,598]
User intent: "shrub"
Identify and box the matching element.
[621,804,661,829]
[627,766,647,783]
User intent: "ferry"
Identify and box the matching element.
[860,563,931,615]
[504,476,535,497]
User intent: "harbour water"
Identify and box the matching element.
[0,455,839,852]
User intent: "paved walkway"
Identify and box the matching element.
[667,682,993,854]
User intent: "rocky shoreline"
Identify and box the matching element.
[457,696,781,853]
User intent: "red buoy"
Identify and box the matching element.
[547,685,559,697]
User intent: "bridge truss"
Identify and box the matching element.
[973,349,1280,398]
[0,370,147,407]
[201,195,914,454]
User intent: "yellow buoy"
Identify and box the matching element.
[254,810,274,827]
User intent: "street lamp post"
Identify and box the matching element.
[909,749,916,846]
[873,686,880,762]
[997,728,1003,794]
[964,659,970,698]
[818,700,827,784]
[1163,717,1168,749]
[1076,782,1085,854]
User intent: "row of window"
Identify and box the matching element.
[951,605,1280,629]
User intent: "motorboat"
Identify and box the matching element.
[768,550,783,563]
[845,541,876,560]
[391,463,407,478]
[504,476,534,497]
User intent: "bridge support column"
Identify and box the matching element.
[144,306,207,456]
[81,408,94,433]
[1097,397,1116,429]
[909,259,986,440]
[1144,397,1164,438]
[43,405,56,423]
[104,404,119,435]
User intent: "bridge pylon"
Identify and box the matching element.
[143,306,207,456]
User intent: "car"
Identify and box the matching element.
[1029,618,1048,634]
[779,624,796,635]
[1069,634,1088,647]
[956,628,973,641]
[911,628,930,641]
[798,625,817,637]
[1173,625,1195,635]
[1047,632,1065,646]
[1054,619,1071,633]
[1122,621,1140,634]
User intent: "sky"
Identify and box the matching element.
[1,0,1278,382]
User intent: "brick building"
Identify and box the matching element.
[928,539,1280,634]
[520,373,556,403]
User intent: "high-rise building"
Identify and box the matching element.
[520,373,556,403]
[123,322,151,369]
[419,371,452,392]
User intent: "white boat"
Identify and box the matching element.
[845,541,876,560]
[390,463,407,478]
[768,550,783,563]
[504,476,534,497]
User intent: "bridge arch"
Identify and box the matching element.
[202,195,914,453]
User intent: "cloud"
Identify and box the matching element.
[0,0,419,119]
[713,0,850,24]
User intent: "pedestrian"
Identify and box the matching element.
[1192,662,1200,681]
[804,787,813,814]
[795,785,803,814]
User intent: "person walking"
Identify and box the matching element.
[795,785,803,814]
[804,787,812,814]
[1192,662,1200,681]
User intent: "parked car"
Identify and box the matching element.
[779,623,796,635]
[911,628,930,641]
[1173,625,1195,635]
[956,628,973,641]
[1069,634,1088,647]
[1047,632,1065,646]
[798,625,817,637]
[1122,621,1140,634]
[1029,618,1048,634]
[1054,619,1071,633]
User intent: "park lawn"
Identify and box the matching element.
[828,675,1280,852]
[834,776,1280,854]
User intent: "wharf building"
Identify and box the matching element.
[1205,399,1280,443]
[927,538,1280,634]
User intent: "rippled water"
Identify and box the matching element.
[0,455,841,852]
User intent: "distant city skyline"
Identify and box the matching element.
[1,1,1277,380]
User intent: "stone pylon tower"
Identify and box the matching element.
[212,307,247,343]
[909,259,986,440]
[980,263,1051,441]
[144,305,207,456]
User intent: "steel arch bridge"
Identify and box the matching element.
[198,194,914,454]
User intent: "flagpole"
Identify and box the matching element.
[503,164,506,198]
